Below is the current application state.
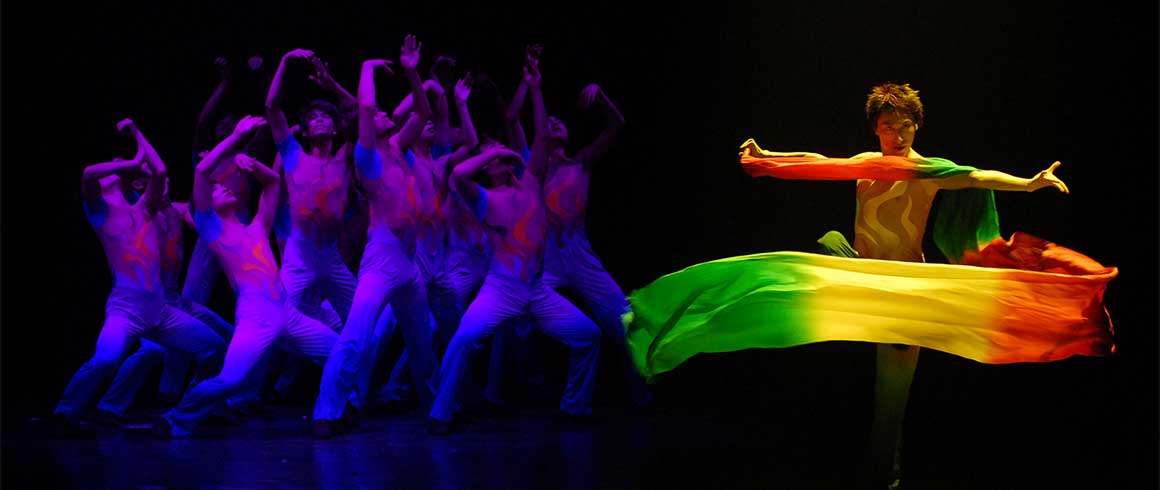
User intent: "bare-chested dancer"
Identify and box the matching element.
[310,35,439,438]
[742,82,1068,487]
[427,58,601,434]
[154,116,339,437]
[52,120,227,433]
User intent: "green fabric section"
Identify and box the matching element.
[623,253,815,380]
[932,188,1000,264]
[892,157,1001,263]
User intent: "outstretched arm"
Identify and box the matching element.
[937,161,1070,193]
[573,83,625,167]
[194,115,267,211]
[738,138,828,159]
[267,49,315,144]
[81,119,146,204]
[233,153,281,230]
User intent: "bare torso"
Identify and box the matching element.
[205,216,283,301]
[283,141,351,246]
[89,189,164,293]
[484,175,548,281]
[543,157,589,240]
[852,150,938,262]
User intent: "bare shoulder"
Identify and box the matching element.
[851,151,881,160]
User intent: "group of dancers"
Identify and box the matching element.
[53,37,649,441]
[50,33,1118,489]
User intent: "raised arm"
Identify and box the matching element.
[194,115,267,211]
[435,76,480,189]
[431,78,453,154]
[266,49,315,144]
[233,153,281,230]
[309,56,358,116]
[503,80,530,153]
[132,123,169,213]
[400,35,432,121]
[81,119,145,204]
[573,83,625,167]
[358,59,394,149]
[450,147,509,202]
[194,57,233,154]
[937,161,1070,193]
[447,75,479,164]
[390,37,433,151]
[526,56,549,180]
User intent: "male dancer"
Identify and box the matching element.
[155,115,338,437]
[53,119,227,432]
[742,82,1067,487]
[310,35,439,438]
[428,63,601,434]
[266,48,357,328]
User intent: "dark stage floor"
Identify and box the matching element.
[3,388,1136,490]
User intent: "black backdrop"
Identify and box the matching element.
[3,0,1156,484]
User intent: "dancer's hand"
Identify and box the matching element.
[232,115,268,136]
[283,49,315,63]
[454,74,473,105]
[364,59,395,76]
[1028,161,1069,194]
[400,35,422,70]
[247,55,264,72]
[116,118,138,136]
[579,84,603,110]
[308,57,339,91]
[234,153,259,173]
[739,138,763,157]
[215,56,233,81]
[523,60,541,88]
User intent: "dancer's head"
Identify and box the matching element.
[299,99,343,140]
[210,181,239,213]
[371,106,397,138]
[866,82,923,157]
[420,119,437,144]
[547,115,569,144]
[481,138,519,187]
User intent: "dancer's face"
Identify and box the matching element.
[211,182,238,211]
[485,156,514,187]
[421,120,437,141]
[547,116,568,142]
[305,110,337,138]
[875,110,918,157]
[373,109,395,136]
